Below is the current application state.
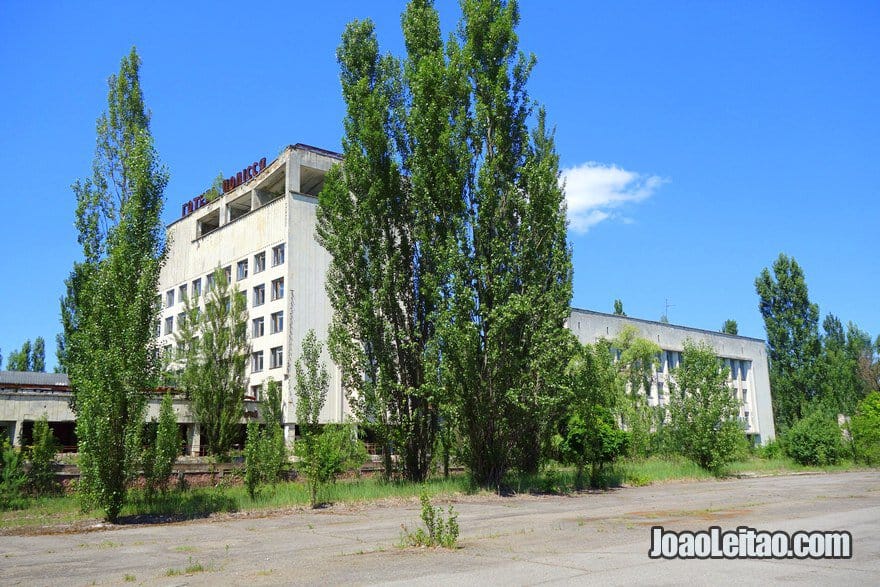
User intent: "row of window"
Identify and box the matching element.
[164,243,286,308]
[647,382,749,408]
[161,278,284,336]
[252,347,284,372]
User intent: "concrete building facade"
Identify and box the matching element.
[156,144,349,443]
[569,308,776,444]
[1,142,776,452]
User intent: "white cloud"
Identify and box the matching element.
[560,162,667,233]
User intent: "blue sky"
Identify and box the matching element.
[1,1,878,370]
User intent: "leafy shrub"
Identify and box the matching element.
[295,423,366,507]
[400,493,459,548]
[244,421,290,500]
[1,438,28,510]
[755,438,784,460]
[144,393,179,498]
[850,392,880,465]
[784,410,843,466]
[28,417,59,495]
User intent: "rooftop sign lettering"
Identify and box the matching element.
[180,155,268,218]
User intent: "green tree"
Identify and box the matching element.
[668,340,746,472]
[293,330,329,507]
[613,326,660,457]
[613,299,626,316]
[32,337,46,372]
[318,1,470,481]
[438,0,572,486]
[27,416,59,495]
[850,391,880,465]
[818,315,865,416]
[259,378,287,483]
[322,0,571,487]
[175,267,250,458]
[755,253,821,429]
[144,392,179,497]
[555,340,628,488]
[6,340,32,371]
[62,48,167,522]
[721,319,738,335]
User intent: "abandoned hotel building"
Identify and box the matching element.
[1,143,776,451]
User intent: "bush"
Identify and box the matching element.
[28,417,59,495]
[295,423,366,507]
[244,421,289,500]
[784,411,843,466]
[400,493,459,548]
[850,392,880,465]
[755,438,784,460]
[1,438,28,510]
[145,393,180,497]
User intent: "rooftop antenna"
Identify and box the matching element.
[662,298,675,323]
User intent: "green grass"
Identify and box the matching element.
[621,456,715,485]
[1,458,871,531]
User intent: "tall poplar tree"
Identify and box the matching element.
[439,0,572,485]
[755,253,820,429]
[62,48,167,522]
[318,1,469,482]
[32,337,45,372]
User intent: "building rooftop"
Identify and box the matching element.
[0,371,70,388]
[570,307,767,344]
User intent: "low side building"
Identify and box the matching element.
[0,371,205,453]
[568,308,776,445]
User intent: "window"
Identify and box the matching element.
[657,351,665,373]
[205,273,215,291]
[250,384,263,401]
[741,360,750,380]
[164,316,173,335]
[657,381,664,400]
[178,312,186,329]
[271,277,284,300]
[270,346,283,369]
[271,311,284,334]
[154,319,160,337]
[179,283,187,301]
[254,251,266,273]
[162,344,172,359]
[252,317,265,338]
[237,259,248,281]
[253,284,265,307]
[165,289,175,308]
[272,243,285,266]
[223,265,232,283]
[742,388,748,404]
[731,360,740,380]
[192,278,202,297]
[252,351,264,373]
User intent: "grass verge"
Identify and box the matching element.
[0,457,870,531]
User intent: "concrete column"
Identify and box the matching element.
[188,423,201,456]
[12,419,22,447]
[286,149,301,194]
